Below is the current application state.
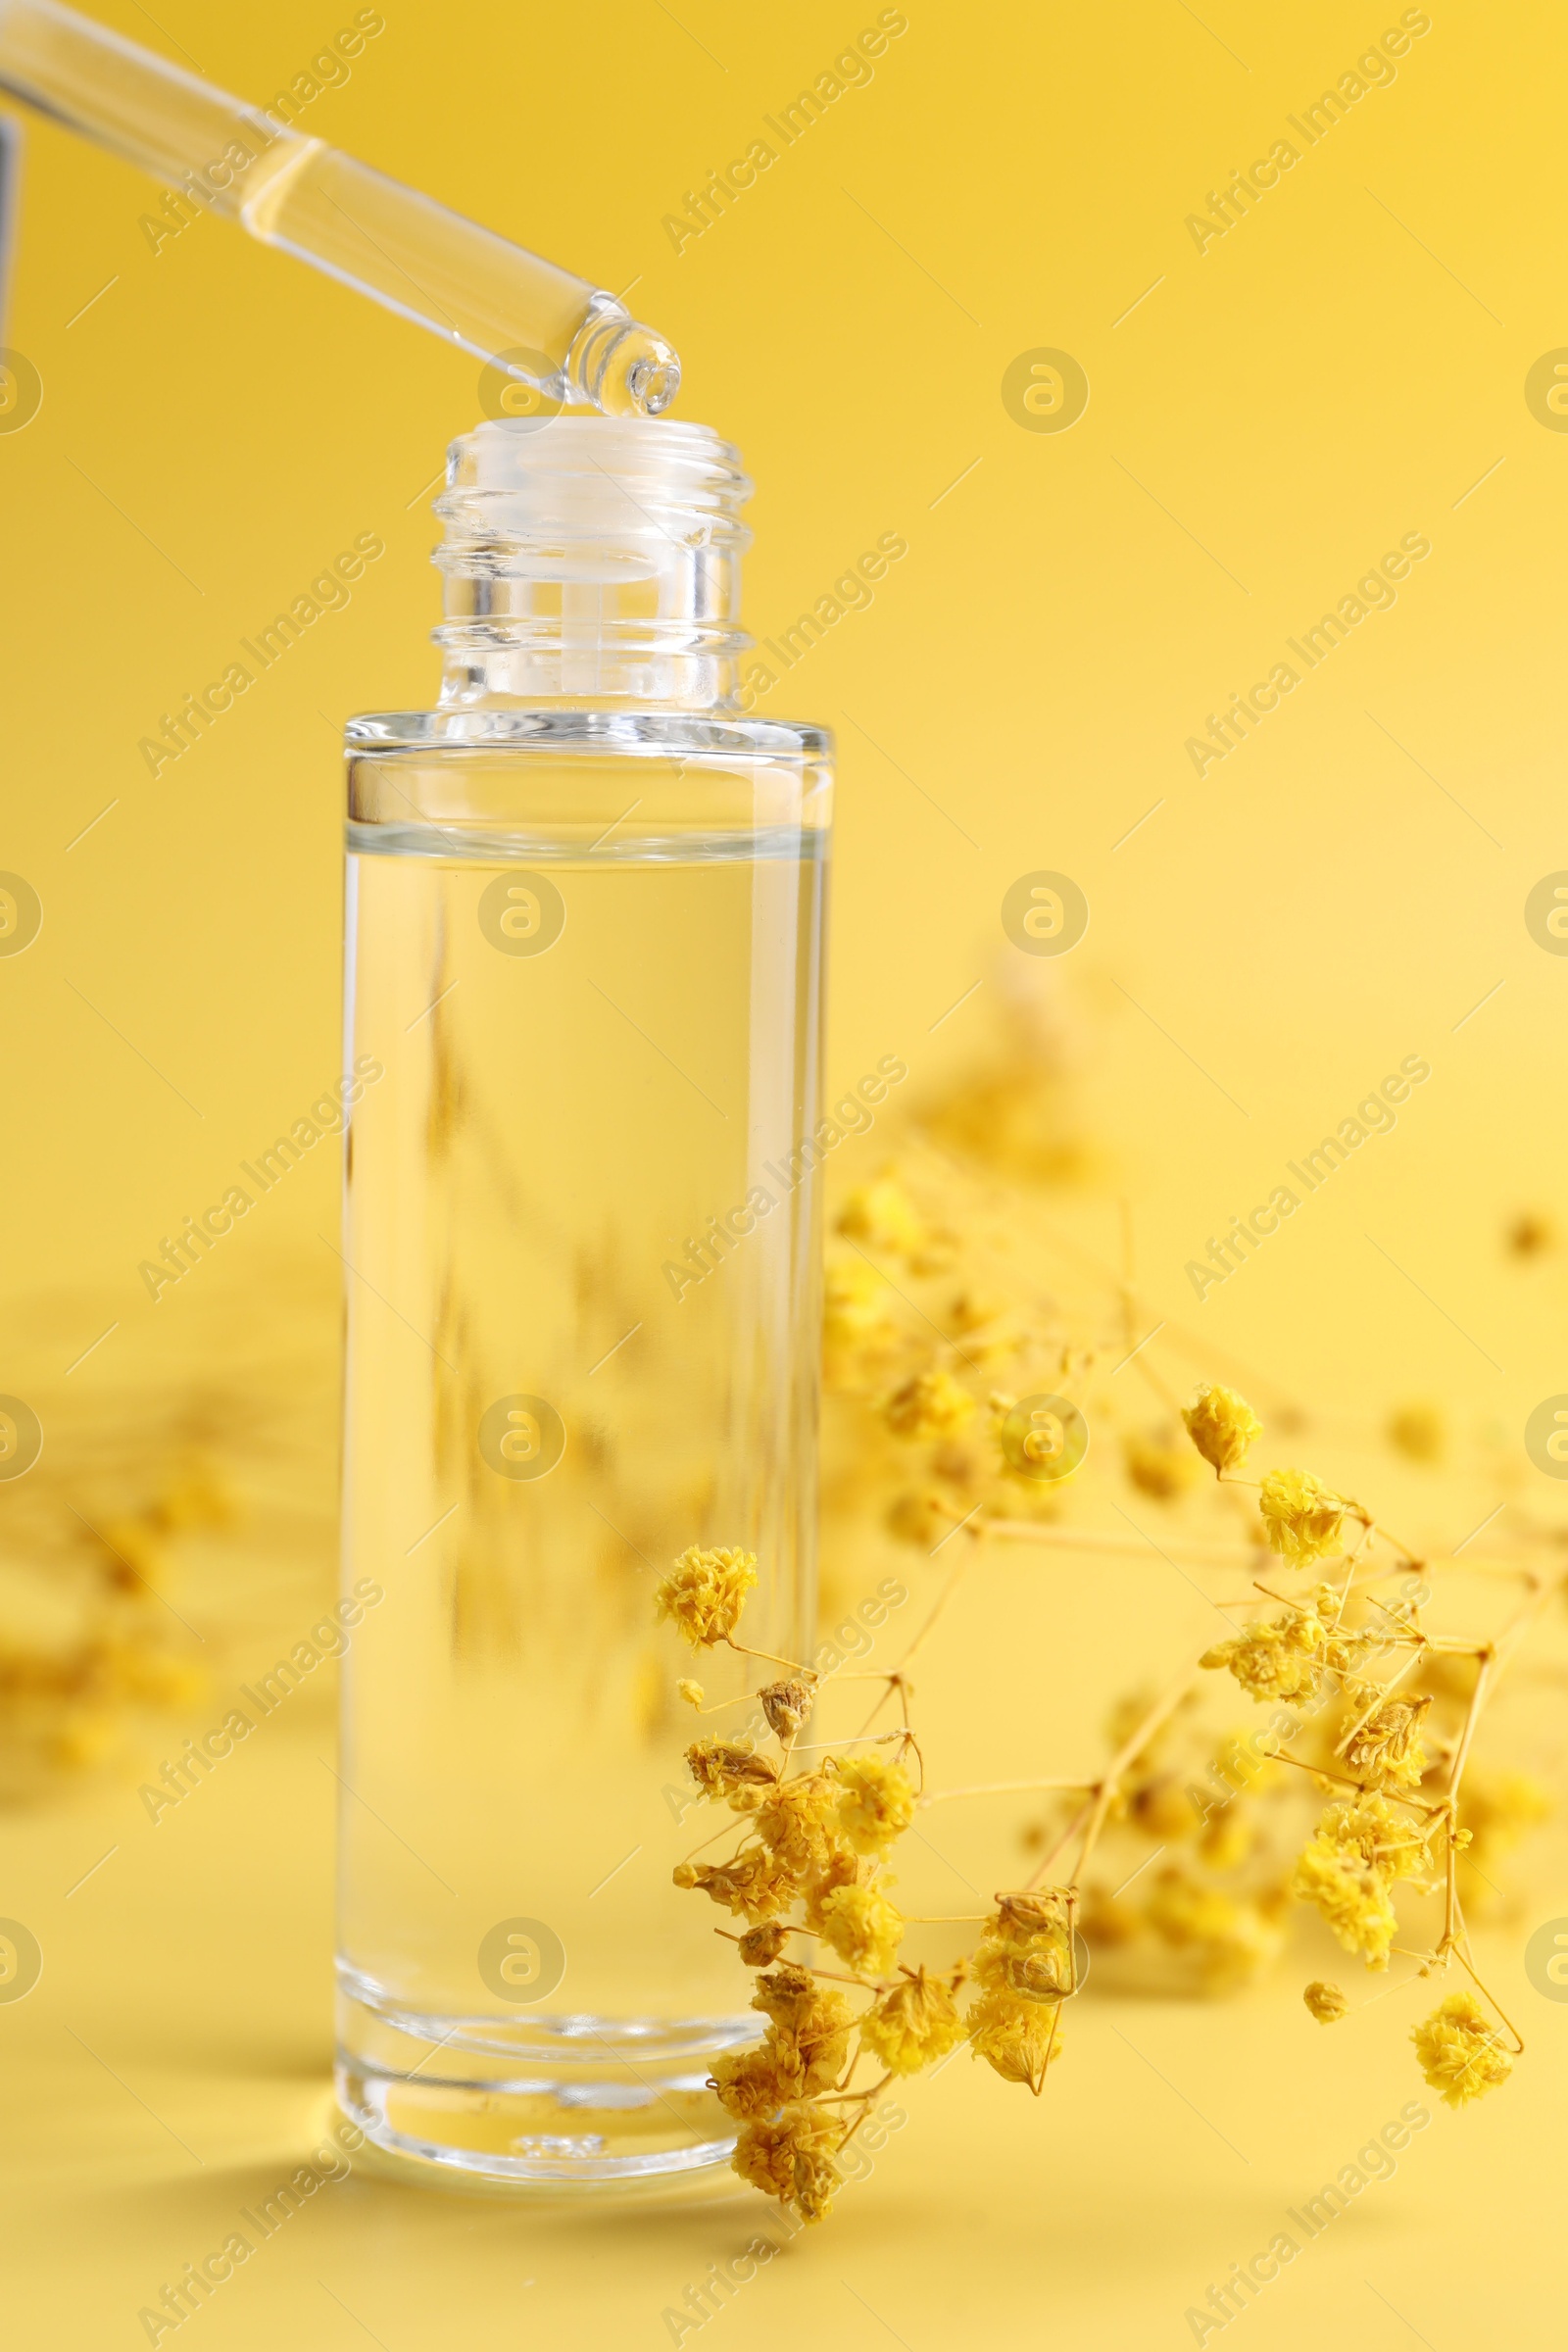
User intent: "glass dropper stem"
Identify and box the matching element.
[0,0,679,416]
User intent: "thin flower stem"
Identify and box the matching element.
[1269,1748,1371,1795]
[899,1913,990,1924]
[981,1522,1267,1568]
[1446,1649,1494,1798]
[1027,1796,1092,1887]
[920,1777,1098,1806]
[721,1636,816,1674]
[1445,1940,1527,2055]
[854,1678,903,1740]
[1487,1570,1557,1684]
[834,2073,895,2153]
[1363,1517,1420,1566]
[1362,1595,1424,1643]
[1025,1676,1195,1890]
[1067,1702,1175,1882]
[895,1550,974,1673]
[790,1733,907,1754]
[1438,1633,1502,1941]
[1029,1997,1064,2095]
[782,1935,890,1989]
[1446,1868,1468,1972]
[1251,1579,1307,1610]
[679,1817,754,1864]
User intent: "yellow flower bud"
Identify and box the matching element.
[1411,1992,1512,2107]
[655,1546,758,1647]
[1259,1468,1348,1567]
[1303,1979,1348,2025]
[1181,1383,1261,1475]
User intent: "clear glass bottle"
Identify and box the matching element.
[334,416,831,2190]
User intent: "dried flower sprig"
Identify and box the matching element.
[657,990,1560,2220]
[1178,1388,1532,2103]
[0,1455,232,1794]
[823,988,1568,2171]
[653,1550,1082,2223]
[658,1340,1557,2220]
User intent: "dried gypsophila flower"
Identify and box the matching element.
[750,1965,856,2093]
[655,1546,759,1647]
[802,1842,861,1933]
[1197,1808,1251,1870]
[1182,1383,1261,1475]
[1303,1979,1348,2025]
[709,2045,793,2120]
[1342,1695,1431,1789]
[673,1848,795,1922]
[710,1968,855,2120]
[1200,1588,1374,1704]
[1314,1793,1434,1885]
[946,1287,1009,1338]
[1410,1991,1513,2108]
[1200,1613,1323,1704]
[1140,1878,1291,1995]
[1123,1428,1201,1501]
[859,1966,966,2075]
[754,1777,845,1880]
[831,1750,915,1855]
[1259,1468,1348,1567]
[1290,1838,1397,1968]
[883,1367,976,1441]
[737,1922,791,1967]
[748,1961,833,2032]
[685,1738,779,1800]
[967,1990,1065,2094]
[760,1677,815,1740]
[733,2103,844,2224]
[885,1489,954,1547]
[973,1890,1076,2003]
[816,1879,905,1977]
[837,1172,926,1257]
[1388,1402,1445,1463]
[1454,1768,1551,1886]
[823,1256,897,1340]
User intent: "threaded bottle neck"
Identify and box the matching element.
[431,416,752,709]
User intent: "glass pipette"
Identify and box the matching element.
[0,0,679,416]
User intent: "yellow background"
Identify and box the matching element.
[3,1,1568,2345]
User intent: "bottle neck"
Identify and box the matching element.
[431,417,752,710]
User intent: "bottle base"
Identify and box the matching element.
[336,1976,747,2195]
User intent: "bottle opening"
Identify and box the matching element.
[431,417,753,708]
